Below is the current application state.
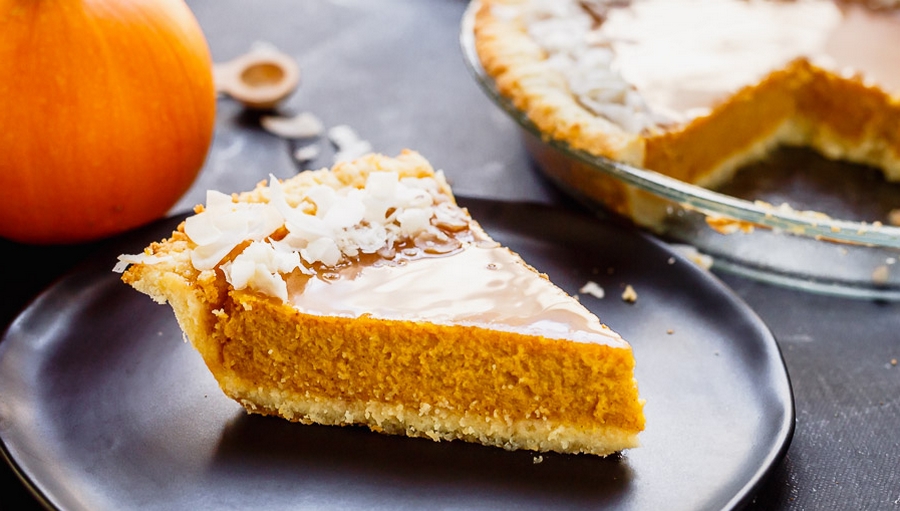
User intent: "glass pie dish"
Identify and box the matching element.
[460,1,900,300]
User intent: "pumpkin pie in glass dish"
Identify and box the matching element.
[465,0,900,298]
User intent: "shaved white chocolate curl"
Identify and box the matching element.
[115,152,473,301]
[184,190,284,271]
[224,240,304,301]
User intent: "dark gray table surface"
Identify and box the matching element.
[2,1,898,509]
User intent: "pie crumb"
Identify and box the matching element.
[872,265,890,286]
[889,209,900,226]
[621,284,637,303]
[670,244,713,270]
[579,281,605,299]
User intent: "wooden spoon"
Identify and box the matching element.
[214,43,300,110]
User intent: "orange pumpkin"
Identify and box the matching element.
[0,0,216,244]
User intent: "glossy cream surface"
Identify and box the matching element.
[599,0,900,120]
[287,242,626,347]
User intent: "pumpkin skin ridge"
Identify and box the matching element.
[0,0,216,244]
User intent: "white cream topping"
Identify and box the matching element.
[599,0,842,117]
[284,240,628,346]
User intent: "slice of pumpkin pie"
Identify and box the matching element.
[116,150,644,456]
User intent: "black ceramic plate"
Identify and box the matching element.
[0,198,793,511]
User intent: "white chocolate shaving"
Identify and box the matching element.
[328,125,374,163]
[293,143,321,163]
[112,253,173,273]
[260,111,324,139]
[115,159,472,301]
[223,240,303,301]
[518,0,674,131]
[184,190,284,271]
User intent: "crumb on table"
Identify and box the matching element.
[621,284,637,303]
